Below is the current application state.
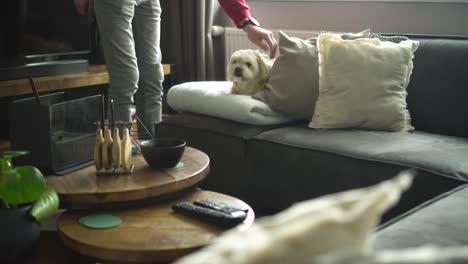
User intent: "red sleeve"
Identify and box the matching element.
[218,0,251,28]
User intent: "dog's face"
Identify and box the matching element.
[227,49,271,95]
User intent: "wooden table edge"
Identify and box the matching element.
[47,147,210,206]
[57,190,255,263]
[58,169,209,207]
[58,230,204,263]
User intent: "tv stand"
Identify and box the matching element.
[0,59,89,82]
[1,63,172,143]
[0,64,171,98]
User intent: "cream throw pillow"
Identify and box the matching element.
[309,34,418,132]
[174,171,414,264]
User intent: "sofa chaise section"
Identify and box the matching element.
[246,124,468,219]
[373,184,468,249]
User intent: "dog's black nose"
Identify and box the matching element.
[234,67,243,77]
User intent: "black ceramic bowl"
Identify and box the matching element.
[140,138,186,169]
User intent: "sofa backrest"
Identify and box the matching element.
[406,35,468,138]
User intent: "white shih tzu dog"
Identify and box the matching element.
[227,49,272,95]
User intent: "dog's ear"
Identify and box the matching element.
[256,50,269,60]
[226,61,233,81]
[253,50,271,78]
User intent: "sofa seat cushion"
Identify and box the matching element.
[373,184,468,249]
[253,125,468,181]
[247,124,467,216]
[158,112,287,140]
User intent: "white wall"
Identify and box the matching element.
[217,1,468,36]
[212,0,468,79]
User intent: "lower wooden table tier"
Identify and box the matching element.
[45,147,209,209]
[58,189,255,263]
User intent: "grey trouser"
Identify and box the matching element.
[94,0,164,138]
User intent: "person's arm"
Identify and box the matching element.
[218,0,251,28]
[73,0,94,16]
[218,0,277,59]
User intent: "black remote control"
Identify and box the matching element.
[193,199,249,214]
[172,202,247,228]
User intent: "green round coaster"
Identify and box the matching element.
[162,161,184,170]
[79,214,122,229]
[173,161,184,169]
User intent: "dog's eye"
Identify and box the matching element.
[232,60,237,64]
[246,62,252,68]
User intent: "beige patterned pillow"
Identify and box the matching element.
[309,34,418,132]
[252,31,319,120]
[253,30,370,120]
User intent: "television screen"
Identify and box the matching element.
[22,0,90,56]
[0,0,90,67]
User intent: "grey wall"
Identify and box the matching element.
[217,1,468,36]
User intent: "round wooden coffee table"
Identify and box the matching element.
[46,147,209,209]
[57,189,255,263]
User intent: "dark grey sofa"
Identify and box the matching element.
[373,184,468,250]
[157,35,468,224]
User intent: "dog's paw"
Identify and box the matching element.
[230,87,240,94]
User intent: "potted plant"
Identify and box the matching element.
[0,150,59,263]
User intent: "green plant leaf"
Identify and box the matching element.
[0,171,21,208]
[0,166,46,207]
[0,151,28,174]
[31,187,59,223]
[0,171,10,208]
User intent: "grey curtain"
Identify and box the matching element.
[160,0,215,83]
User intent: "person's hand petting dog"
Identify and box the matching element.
[244,25,278,59]
[73,0,94,16]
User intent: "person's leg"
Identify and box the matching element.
[94,0,138,124]
[133,0,164,138]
